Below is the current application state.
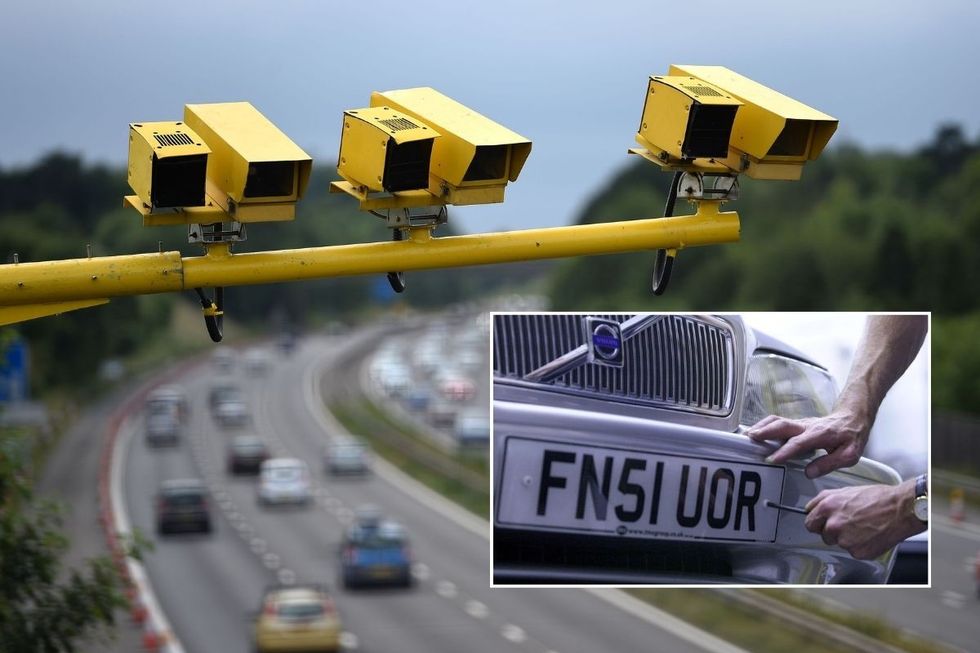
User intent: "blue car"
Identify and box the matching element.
[340,517,412,588]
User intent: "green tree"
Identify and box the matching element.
[0,444,125,652]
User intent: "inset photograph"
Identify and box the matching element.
[492,313,928,586]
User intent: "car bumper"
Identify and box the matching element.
[256,625,340,652]
[342,564,412,587]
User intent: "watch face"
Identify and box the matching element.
[914,496,929,522]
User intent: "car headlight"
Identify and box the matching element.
[741,353,837,426]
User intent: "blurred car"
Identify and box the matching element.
[212,346,234,374]
[439,376,475,401]
[145,411,181,447]
[254,585,341,653]
[147,384,189,421]
[209,383,250,428]
[156,479,211,535]
[340,512,412,588]
[493,314,907,584]
[454,412,489,447]
[403,387,432,413]
[209,382,242,411]
[277,331,297,356]
[426,399,457,429]
[324,438,371,476]
[258,458,312,506]
[214,398,250,428]
[227,435,270,475]
[244,347,273,375]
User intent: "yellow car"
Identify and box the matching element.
[254,585,342,652]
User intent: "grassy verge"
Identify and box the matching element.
[630,589,858,653]
[761,590,950,653]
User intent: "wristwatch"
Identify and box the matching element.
[913,473,928,523]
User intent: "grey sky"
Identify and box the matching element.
[2,1,978,233]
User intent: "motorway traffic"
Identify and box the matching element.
[118,326,730,653]
[33,318,979,653]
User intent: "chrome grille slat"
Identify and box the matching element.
[493,314,734,416]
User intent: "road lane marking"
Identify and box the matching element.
[412,563,431,581]
[436,580,457,598]
[585,588,750,653]
[251,538,267,554]
[340,632,359,650]
[262,552,281,570]
[277,568,296,585]
[941,590,965,609]
[501,624,526,643]
[934,514,980,543]
[465,600,489,619]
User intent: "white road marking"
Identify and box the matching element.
[277,568,296,585]
[339,632,359,650]
[412,563,431,581]
[934,514,980,543]
[585,588,751,653]
[501,624,526,643]
[262,552,281,570]
[337,508,354,524]
[435,580,457,598]
[251,538,267,554]
[226,511,242,523]
[964,556,977,574]
[941,590,965,609]
[465,600,489,619]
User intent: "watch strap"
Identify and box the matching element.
[915,473,927,499]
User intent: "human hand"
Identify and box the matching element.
[746,411,870,478]
[803,480,923,560]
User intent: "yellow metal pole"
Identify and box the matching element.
[183,205,739,288]
[0,205,738,308]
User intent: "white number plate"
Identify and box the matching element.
[496,438,785,543]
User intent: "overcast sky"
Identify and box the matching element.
[2,1,978,233]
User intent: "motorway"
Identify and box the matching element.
[806,505,980,653]
[37,320,979,653]
[121,328,735,653]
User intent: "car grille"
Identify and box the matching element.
[493,314,735,415]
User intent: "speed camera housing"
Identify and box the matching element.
[183,102,313,221]
[369,87,531,205]
[669,65,838,180]
[127,121,210,211]
[337,106,440,193]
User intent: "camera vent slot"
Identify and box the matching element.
[379,117,420,132]
[681,84,723,98]
[153,132,195,147]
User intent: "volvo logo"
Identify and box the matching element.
[584,317,624,368]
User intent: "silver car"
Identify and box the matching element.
[258,458,313,506]
[492,314,903,585]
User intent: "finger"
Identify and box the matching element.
[746,417,806,443]
[804,490,831,513]
[766,431,830,464]
[746,415,781,434]
[804,445,861,479]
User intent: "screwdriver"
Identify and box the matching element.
[764,499,809,515]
